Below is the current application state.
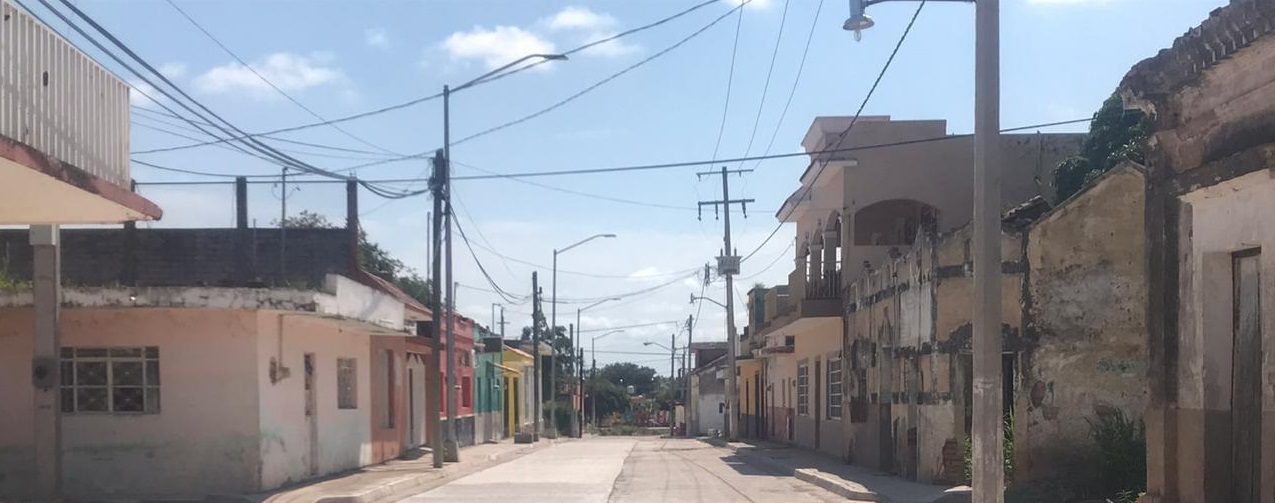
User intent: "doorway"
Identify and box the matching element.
[1230,249,1261,503]
[304,353,318,476]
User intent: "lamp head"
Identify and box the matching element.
[843,0,874,41]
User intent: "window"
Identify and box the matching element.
[796,362,809,416]
[827,357,843,419]
[461,376,472,408]
[337,358,358,409]
[61,347,160,414]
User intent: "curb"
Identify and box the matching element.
[701,439,881,502]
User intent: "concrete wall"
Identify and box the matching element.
[1017,166,1149,483]
[369,336,410,464]
[255,311,374,490]
[693,367,726,435]
[0,308,262,499]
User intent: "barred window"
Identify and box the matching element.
[797,362,809,416]
[60,347,160,414]
[337,358,358,409]
[827,357,843,419]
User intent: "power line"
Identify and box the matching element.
[740,0,929,264]
[579,320,684,333]
[740,0,793,164]
[753,0,825,172]
[162,0,399,156]
[129,0,722,156]
[450,203,526,304]
[709,3,746,163]
[452,160,697,212]
[739,240,794,280]
[131,117,1094,185]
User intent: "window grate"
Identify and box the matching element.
[60,346,160,414]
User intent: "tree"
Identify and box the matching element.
[587,377,630,420]
[276,211,432,306]
[597,362,659,396]
[1053,93,1149,201]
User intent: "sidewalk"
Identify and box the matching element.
[218,439,555,503]
[702,438,970,503]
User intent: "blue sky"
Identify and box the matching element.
[28,0,1224,373]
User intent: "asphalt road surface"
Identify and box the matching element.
[398,437,846,503]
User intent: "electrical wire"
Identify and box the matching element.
[162,0,399,156]
[738,240,794,280]
[709,2,746,163]
[579,320,684,333]
[133,106,400,157]
[451,203,526,304]
[740,0,929,264]
[740,0,793,164]
[130,0,722,156]
[753,0,824,171]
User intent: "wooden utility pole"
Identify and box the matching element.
[531,272,543,440]
[697,167,754,442]
[684,315,693,437]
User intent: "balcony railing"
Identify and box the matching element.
[805,270,842,300]
[1,0,131,188]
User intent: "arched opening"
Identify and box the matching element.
[852,199,938,247]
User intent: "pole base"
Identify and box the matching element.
[444,439,460,462]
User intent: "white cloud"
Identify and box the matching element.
[193,52,343,96]
[544,7,640,58]
[128,80,163,109]
[722,0,773,9]
[442,25,557,70]
[365,28,390,49]
[158,62,187,79]
[547,6,616,32]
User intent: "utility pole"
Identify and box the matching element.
[569,323,578,437]
[669,331,677,437]
[279,166,287,280]
[499,306,506,339]
[697,166,753,442]
[684,315,693,437]
[577,347,585,437]
[970,0,1004,500]
[442,84,460,463]
[531,272,543,440]
[427,151,446,468]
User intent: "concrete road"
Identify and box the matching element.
[398,437,845,503]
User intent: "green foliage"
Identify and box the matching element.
[1053,93,1149,201]
[1087,409,1146,499]
[0,270,31,292]
[589,377,630,419]
[963,413,1015,487]
[597,424,663,436]
[276,210,431,306]
[543,400,574,434]
[597,362,658,396]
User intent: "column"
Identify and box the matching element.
[31,224,61,498]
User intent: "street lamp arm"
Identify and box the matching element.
[690,295,728,309]
[557,233,617,255]
[455,53,568,91]
[581,297,622,313]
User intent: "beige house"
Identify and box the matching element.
[1121,0,1275,501]
[741,116,1082,470]
[1,0,163,499]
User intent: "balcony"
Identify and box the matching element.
[0,0,160,224]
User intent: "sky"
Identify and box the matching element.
[22,0,1226,374]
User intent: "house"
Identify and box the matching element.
[474,328,508,443]
[742,116,1083,465]
[439,314,477,448]
[502,342,535,437]
[0,224,433,498]
[1120,1,1275,501]
[1,0,163,497]
[686,342,729,436]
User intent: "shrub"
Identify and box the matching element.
[1087,409,1145,499]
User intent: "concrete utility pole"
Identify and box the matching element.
[442,83,460,463]
[552,233,615,437]
[697,167,754,442]
[427,152,446,468]
[531,272,543,440]
[31,225,61,498]
[844,2,1000,497]
[578,347,585,437]
[670,332,677,436]
[970,0,1004,500]
[684,315,693,437]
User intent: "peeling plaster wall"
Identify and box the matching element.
[0,308,262,499]
[1018,166,1149,483]
[256,311,374,490]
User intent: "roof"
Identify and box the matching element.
[350,269,431,318]
[1121,1,1275,99]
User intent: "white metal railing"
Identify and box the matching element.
[0,0,130,188]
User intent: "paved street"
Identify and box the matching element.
[398,437,846,502]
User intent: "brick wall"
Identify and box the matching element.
[0,227,352,289]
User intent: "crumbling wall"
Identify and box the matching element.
[1017,165,1148,484]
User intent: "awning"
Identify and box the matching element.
[492,362,523,375]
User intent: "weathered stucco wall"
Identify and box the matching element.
[1018,165,1148,483]
[0,308,262,499]
[256,312,374,490]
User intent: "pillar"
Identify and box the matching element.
[823,230,839,275]
[31,224,61,498]
[809,243,824,284]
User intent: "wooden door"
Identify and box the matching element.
[1231,249,1262,503]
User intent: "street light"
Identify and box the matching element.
[432,52,567,466]
[590,329,625,429]
[551,233,616,438]
[690,294,727,309]
[843,0,1002,500]
[574,297,620,437]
